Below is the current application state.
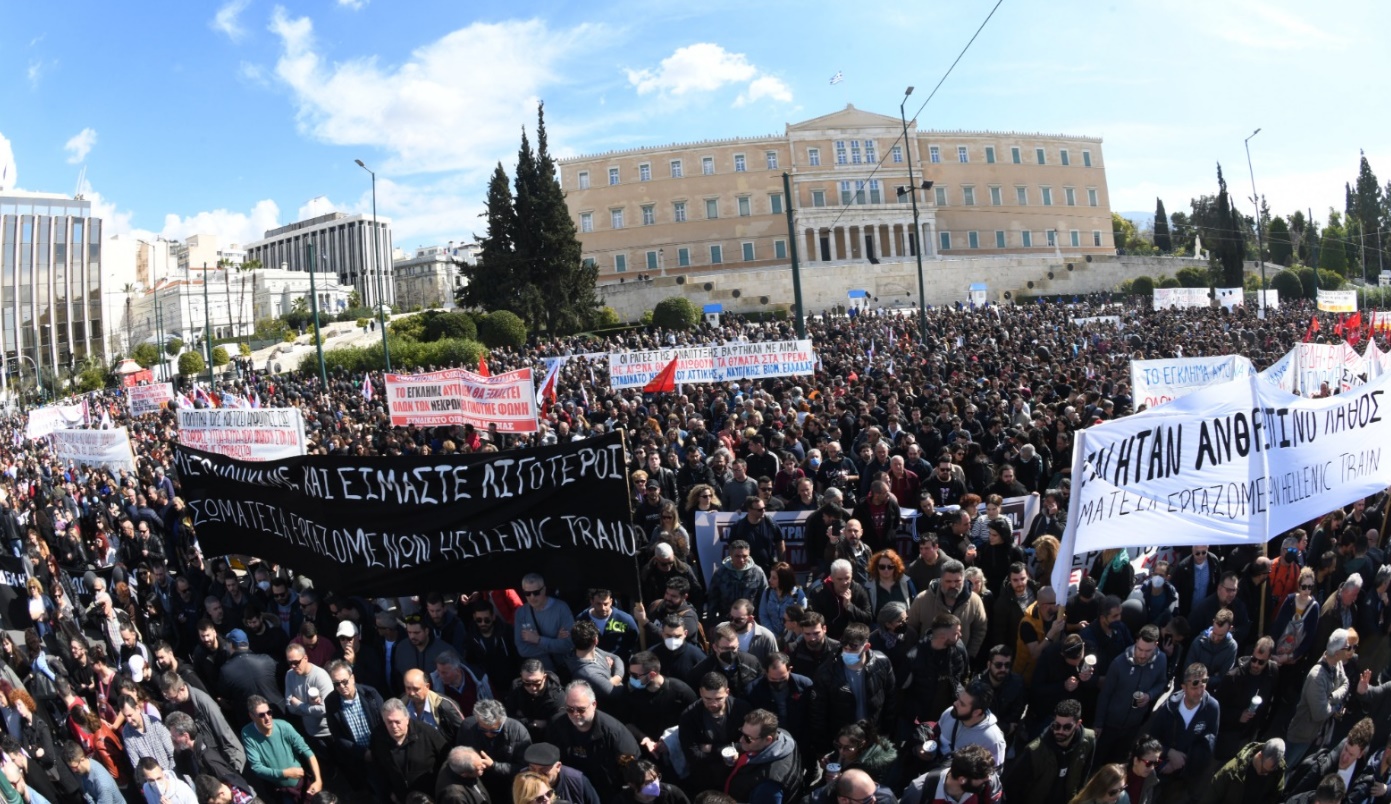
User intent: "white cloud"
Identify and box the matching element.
[64,128,97,164]
[212,0,251,41]
[160,200,282,250]
[626,43,791,107]
[26,61,42,88]
[0,131,16,191]
[336,0,367,10]
[77,179,136,237]
[266,8,593,175]
[297,195,338,220]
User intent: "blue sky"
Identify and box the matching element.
[1,0,1385,253]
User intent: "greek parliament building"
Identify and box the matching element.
[244,211,396,308]
[559,105,1114,283]
[0,191,106,394]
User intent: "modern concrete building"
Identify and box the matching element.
[244,211,396,308]
[0,191,106,395]
[559,105,1114,283]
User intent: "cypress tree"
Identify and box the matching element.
[460,163,523,312]
[1214,164,1245,286]
[1268,216,1293,266]
[511,127,546,328]
[532,102,598,334]
[1153,198,1172,253]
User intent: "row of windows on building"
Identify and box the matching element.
[575,143,1095,188]
[595,240,792,274]
[578,182,1101,232]
[939,229,1105,250]
[593,227,1104,274]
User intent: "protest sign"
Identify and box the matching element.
[53,428,136,473]
[385,367,538,432]
[128,383,175,416]
[1071,316,1122,328]
[26,402,87,440]
[1130,356,1254,409]
[0,555,30,629]
[1317,289,1358,313]
[1152,288,1209,310]
[173,431,641,596]
[1262,342,1368,395]
[608,341,817,389]
[1052,370,1391,593]
[1215,288,1244,311]
[178,407,306,461]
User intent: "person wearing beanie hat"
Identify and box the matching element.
[869,601,915,685]
[1286,628,1357,769]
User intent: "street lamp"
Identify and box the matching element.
[305,245,329,387]
[1244,127,1266,320]
[899,87,929,339]
[354,159,392,371]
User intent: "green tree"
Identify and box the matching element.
[477,310,528,348]
[178,350,205,376]
[1318,269,1345,290]
[1153,198,1172,253]
[651,297,700,330]
[596,306,621,327]
[422,311,477,342]
[1175,266,1211,288]
[75,358,106,393]
[1320,210,1349,275]
[1112,213,1140,253]
[291,296,308,316]
[1212,165,1246,287]
[347,290,362,309]
[1270,270,1303,300]
[165,337,184,357]
[459,163,524,313]
[1352,152,1384,280]
[238,342,252,357]
[1267,216,1293,266]
[212,346,230,367]
[526,103,599,333]
[130,342,160,369]
[1129,275,1156,297]
[1158,276,1181,288]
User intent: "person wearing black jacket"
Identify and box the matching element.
[745,654,815,762]
[724,710,803,804]
[505,661,565,742]
[372,698,449,801]
[1169,548,1222,621]
[679,673,752,792]
[1211,641,1277,762]
[218,630,284,729]
[324,660,385,796]
[908,614,970,725]
[685,625,761,694]
[809,624,895,747]
[166,711,256,802]
[612,651,697,756]
[547,681,640,802]
[1285,719,1377,803]
[676,447,717,502]
[457,700,533,804]
[807,560,874,640]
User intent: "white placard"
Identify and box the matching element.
[607,340,816,389]
[128,383,175,417]
[26,402,88,440]
[1130,356,1254,409]
[1053,370,1391,592]
[384,367,538,433]
[53,428,135,473]
[1317,289,1358,313]
[177,407,307,461]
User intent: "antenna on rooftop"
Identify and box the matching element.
[73,164,87,200]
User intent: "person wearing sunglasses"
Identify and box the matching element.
[515,572,575,674]
[547,680,638,801]
[1168,546,1220,622]
[1004,699,1095,804]
[723,709,803,804]
[1210,636,1278,761]
[1143,663,1219,802]
[240,694,323,798]
[901,744,996,804]
[1122,736,1164,804]
[512,770,571,804]
[1287,629,1357,770]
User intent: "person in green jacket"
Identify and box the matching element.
[241,695,324,798]
[1201,739,1285,804]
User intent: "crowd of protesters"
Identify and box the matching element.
[0,294,1383,804]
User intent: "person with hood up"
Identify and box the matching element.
[1201,738,1286,804]
[1093,625,1168,765]
[707,541,769,625]
[723,709,803,804]
[1145,663,1221,804]
[906,559,990,659]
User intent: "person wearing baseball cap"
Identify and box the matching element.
[523,743,599,804]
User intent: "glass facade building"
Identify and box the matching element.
[245,211,396,308]
[0,193,104,392]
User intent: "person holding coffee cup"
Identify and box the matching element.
[1029,634,1101,731]
[284,643,334,760]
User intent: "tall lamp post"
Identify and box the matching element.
[354,159,392,371]
[201,262,214,387]
[899,87,930,339]
[1244,127,1267,320]
[305,244,329,387]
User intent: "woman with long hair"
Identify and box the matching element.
[1068,763,1128,804]
[72,706,130,790]
[617,757,690,804]
[649,501,692,563]
[681,484,721,539]
[865,549,915,619]
[1269,566,1322,705]
[758,563,807,641]
[513,771,572,804]
[818,722,898,786]
[1121,737,1163,804]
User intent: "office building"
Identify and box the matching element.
[244,211,396,308]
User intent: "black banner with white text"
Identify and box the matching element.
[174,432,641,596]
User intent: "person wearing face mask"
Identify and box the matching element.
[686,625,762,693]
[809,623,895,748]
[618,758,690,804]
[679,673,751,793]
[648,616,706,683]
[613,651,696,759]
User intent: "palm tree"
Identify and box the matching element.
[218,257,234,341]
[122,282,137,354]
[238,258,262,341]
[291,296,309,316]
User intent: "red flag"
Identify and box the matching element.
[478,356,490,377]
[643,357,679,394]
[1345,311,1363,344]
[1303,315,1320,342]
